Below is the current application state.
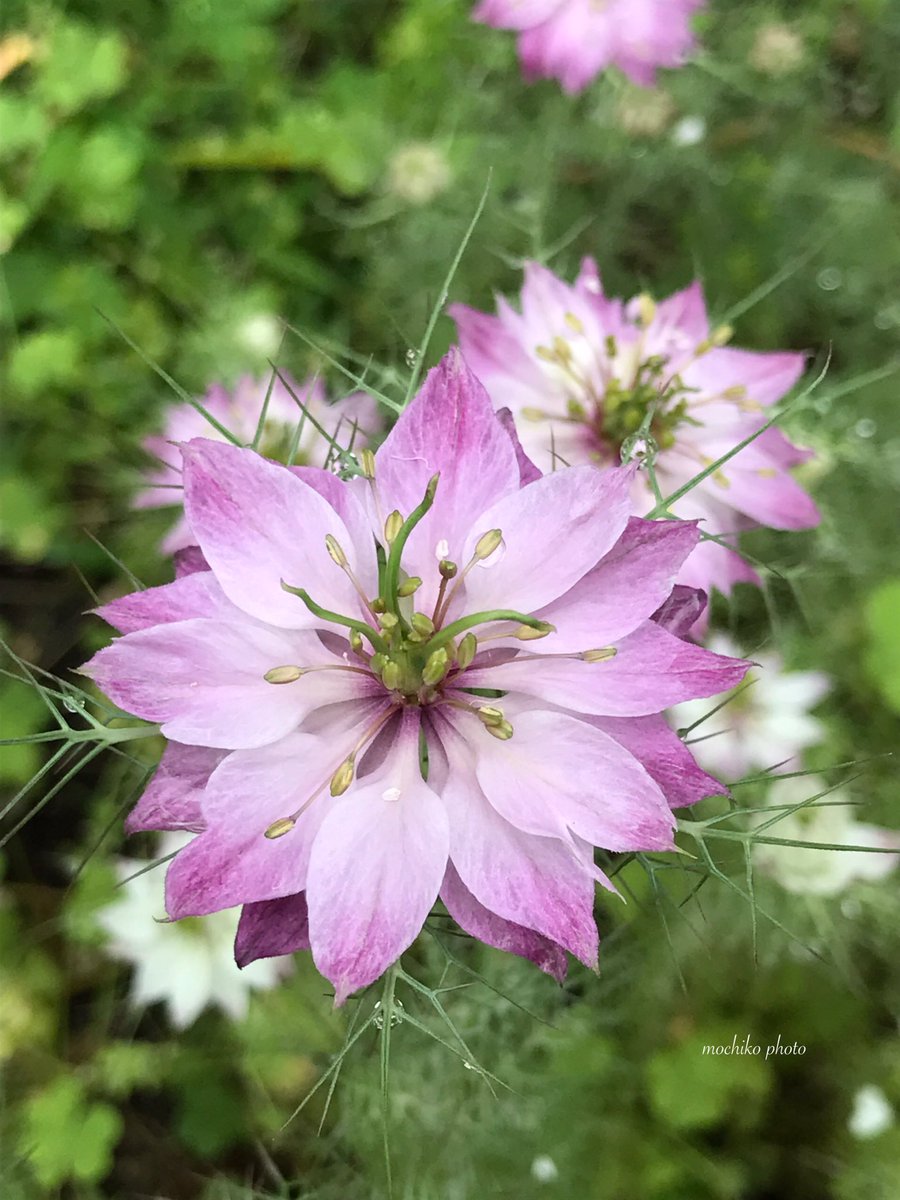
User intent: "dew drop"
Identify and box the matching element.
[620,432,659,467]
[62,696,82,713]
[372,998,404,1029]
[405,348,418,367]
[816,267,843,291]
[382,786,401,803]
[855,418,876,439]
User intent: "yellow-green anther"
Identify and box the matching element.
[514,621,554,641]
[521,407,545,422]
[349,631,364,655]
[565,311,585,334]
[384,510,403,544]
[439,559,458,580]
[567,399,587,421]
[381,661,402,690]
[325,534,347,567]
[370,653,388,674]
[535,344,556,363]
[330,758,355,796]
[264,665,303,684]
[477,705,504,727]
[552,335,572,362]
[371,597,386,614]
[582,647,618,662]
[397,576,422,598]
[264,817,296,839]
[485,720,514,741]
[605,335,618,358]
[411,612,434,636]
[711,323,733,347]
[359,448,376,479]
[474,529,503,561]
[457,632,477,669]
[723,385,747,400]
[636,293,657,328]
[422,648,449,687]
[379,611,399,631]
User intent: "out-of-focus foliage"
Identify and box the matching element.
[1,0,899,1197]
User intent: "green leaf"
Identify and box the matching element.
[19,1076,123,1188]
[863,580,900,714]
[33,22,128,116]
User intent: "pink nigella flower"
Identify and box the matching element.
[136,373,380,554]
[450,261,820,612]
[473,0,706,92]
[85,352,747,1003]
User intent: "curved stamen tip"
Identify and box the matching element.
[424,473,440,503]
[474,529,503,561]
[439,559,458,580]
[359,448,376,479]
[397,576,423,598]
[514,621,555,641]
[457,632,477,669]
[485,719,514,741]
[384,511,403,545]
[422,647,449,687]
[325,534,348,568]
[264,665,304,684]
[265,817,296,839]
[477,705,504,728]
[582,647,618,663]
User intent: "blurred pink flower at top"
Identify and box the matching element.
[85,351,748,1004]
[473,0,706,92]
[136,373,381,554]
[450,260,819,614]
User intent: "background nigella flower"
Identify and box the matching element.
[135,373,381,553]
[472,0,706,93]
[671,634,831,779]
[84,351,748,1004]
[751,775,900,897]
[450,260,820,611]
[96,833,289,1028]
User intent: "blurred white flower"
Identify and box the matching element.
[749,23,805,75]
[848,1085,895,1139]
[531,1154,559,1183]
[237,313,283,357]
[97,833,289,1028]
[752,775,900,897]
[671,115,706,146]
[671,635,830,779]
[386,142,452,205]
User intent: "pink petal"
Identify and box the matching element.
[165,720,384,918]
[84,619,370,749]
[181,438,374,629]
[125,742,227,834]
[472,0,562,30]
[496,407,543,486]
[468,707,676,851]
[460,464,635,617]
[591,714,725,809]
[685,347,806,409]
[440,862,567,982]
[651,584,708,638]
[174,546,209,577]
[534,517,700,652]
[96,572,233,635]
[464,619,748,716]
[435,717,599,968]
[235,892,310,968]
[373,351,520,606]
[306,712,449,1004]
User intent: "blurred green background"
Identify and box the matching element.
[1,1,900,1197]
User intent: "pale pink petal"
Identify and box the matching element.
[684,348,806,409]
[468,707,676,851]
[165,717,387,918]
[173,545,209,578]
[235,892,310,968]
[83,619,371,749]
[440,863,567,982]
[435,717,599,968]
[125,742,227,834]
[181,438,374,629]
[534,517,700,652]
[306,712,449,1004]
[473,0,562,30]
[96,572,234,635]
[460,464,634,616]
[463,620,748,716]
[496,407,543,486]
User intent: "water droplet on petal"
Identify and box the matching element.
[620,432,659,467]
[382,787,401,803]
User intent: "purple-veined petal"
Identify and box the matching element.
[235,892,310,968]
[174,545,209,578]
[96,572,234,635]
[440,863,567,983]
[126,742,227,834]
[651,584,708,639]
[590,714,726,809]
[496,407,543,486]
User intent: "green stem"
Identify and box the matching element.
[382,474,439,616]
[423,611,552,655]
[280,582,388,653]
